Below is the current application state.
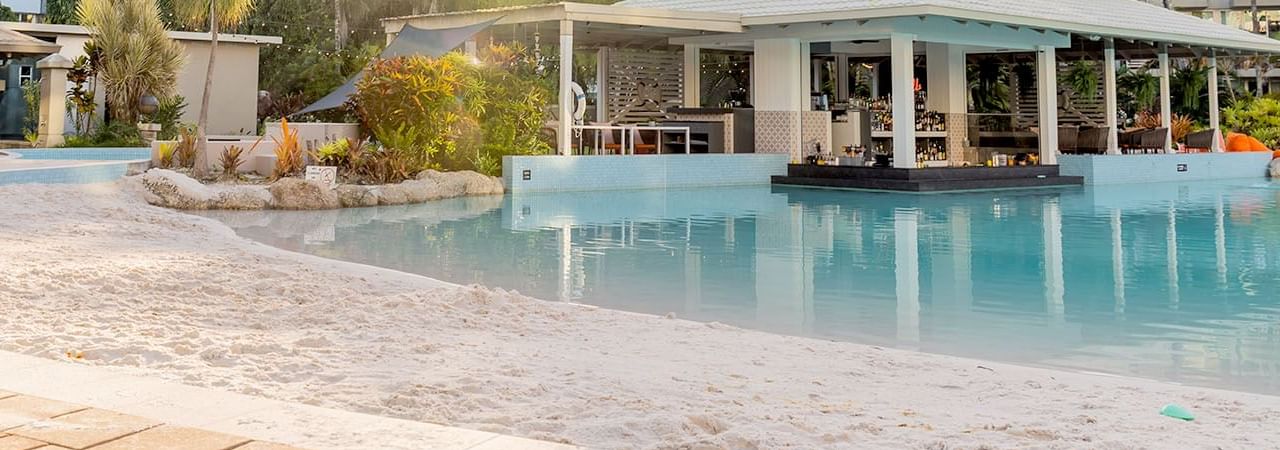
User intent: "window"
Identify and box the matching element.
[18,66,33,85]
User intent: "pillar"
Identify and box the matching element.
[36,54,72,148]
[801,42,813,111]
[596,47,610,123]
[1208,52,1223,152]
[890,33,917,168]
[683,44,701,108]
[558,19,574,155]
[835,54,850,102]
[1036,45,1059,165]
[926,42,967,165]
[1158,45,1173,153]
[752,38,805,158]
[1103,39,1120,154]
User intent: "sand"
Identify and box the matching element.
[1,181,1278,450]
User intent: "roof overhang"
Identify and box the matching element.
[382,2,742,36]
[0,21,282,45]
[0,28,60,55]
[733,5,1280,54]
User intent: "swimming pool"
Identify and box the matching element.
[0,148,150,185]
[199,180,1280,394]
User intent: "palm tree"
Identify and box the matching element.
[78,0,184,124]
[173,0,255,177]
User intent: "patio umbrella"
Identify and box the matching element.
[292,18,501,116]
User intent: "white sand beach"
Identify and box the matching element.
[2,181,1278,449]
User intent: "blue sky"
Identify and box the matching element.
[1,0,41,14]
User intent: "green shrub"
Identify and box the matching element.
[149,95,187,140]
[61,121,144,148]
[1223,97,1280,147]
[350,44,552,180]
[22,79,39,144]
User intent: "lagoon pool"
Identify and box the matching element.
[199,180,1280,394]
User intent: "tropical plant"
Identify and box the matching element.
[1118,65,1160,114]
[351,53,479,175]
[77,0,184,124]
[149,95,188,140]
[220,145,245,178]
[21,80,39,145]
[309,138,350,168]
[271,118,303,179]
[172,0,257,177]
[968,57,1011,113]
[1170,61,1210,122]
[1223,96,1280,147]
[1062,61,1099,100]
[157,142,177,168]
[175,124,199,168]
[66,54,98,135]
[62,121,144,147]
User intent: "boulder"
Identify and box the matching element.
[337,184,378,208]
[135,169,212,209]
[416,170,504,196]
[268,178,339,210]
[374,184,411,205]
[210,186,273,210]
[1270,158,1280,179]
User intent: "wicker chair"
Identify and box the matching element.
[1058,125,1080,154]
[1077,126,1111,154]
[1183,129,1216,153]
[1140,128,1169,154]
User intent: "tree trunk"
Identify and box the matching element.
[1253,0,1261,33]
[334,0,348,50]
[194,1,219,177]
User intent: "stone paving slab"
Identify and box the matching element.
[0,351,582,450]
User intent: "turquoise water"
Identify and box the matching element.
[200,181,1280,394]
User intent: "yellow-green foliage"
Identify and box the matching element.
[309,138,350,168]
[77,0,183,123]
[351,44,552,178]
[157,142,176,168]
[1224,97,1280,147]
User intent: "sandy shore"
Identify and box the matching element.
[2,181,1278,449]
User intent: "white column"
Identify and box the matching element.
[836,54,850,102]
[1158,45,1173,153]
[558,20,574,155]
[801,42,813,111]
[753,38,806,157]
[1209,52,1223,152]
[683,44,701,108]
[1036,45,1059,165]
[891,33,917,168]
[1103,39,1120,154]
[927,43,967,165]
[596,47,610,123]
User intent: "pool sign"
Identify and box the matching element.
[306,166,338,188]
[1176,164,1188,173]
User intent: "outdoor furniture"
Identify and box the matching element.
[1184,129,1216,153]
[573,124,631,155]
[627,125,691,154]
[1077,126,1111,154]
[630,129,659,154]
[1140,128,1169,154]
[1058,125,1079,153]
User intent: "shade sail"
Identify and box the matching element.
[293,18,500,116]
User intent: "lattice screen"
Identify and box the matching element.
[600,47,684,124]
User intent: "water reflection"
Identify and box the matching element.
[195,180,1280,394]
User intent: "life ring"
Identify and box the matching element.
[571,82,587,124]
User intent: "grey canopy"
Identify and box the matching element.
[293,19,500,116]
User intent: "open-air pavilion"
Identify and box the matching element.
[382,0,1280,192]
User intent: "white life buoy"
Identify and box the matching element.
[571,82,587,124]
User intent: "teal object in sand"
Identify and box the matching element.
[1160,404,1195,421]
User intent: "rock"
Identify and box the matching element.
[210,186,273,210]
[417,170,504,196]
[337,184,378,208]
[374,184,411,205]
[268,178,339,210]
[135,169,212,209]
[400,179,444,203]
[1270,158,1280,178]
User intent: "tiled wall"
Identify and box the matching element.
[503,154,790,193]
[1059,152,1272,185]
[9,148,151,161]
[800,111,832,158]
[754,111,800,158]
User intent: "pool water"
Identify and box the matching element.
[200,180,1280,394]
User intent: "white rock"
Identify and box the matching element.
[1269,158,1280,178]
[135,169,212,210]
[337,185,378,208]
[210,186,273,210]
[269,178,340,210]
